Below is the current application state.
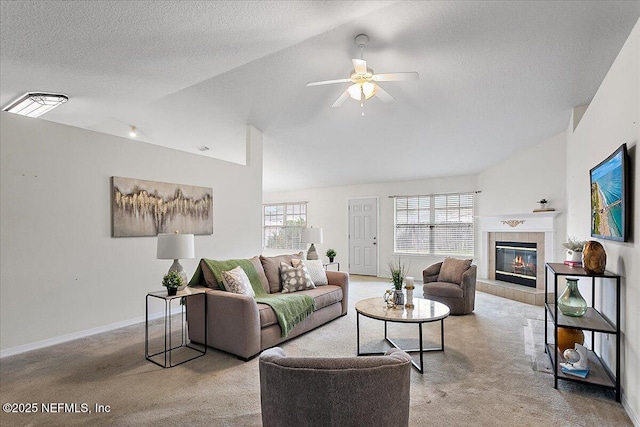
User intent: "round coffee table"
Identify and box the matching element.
[355,297,450,373]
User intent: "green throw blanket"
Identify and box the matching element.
[189,258,315,337]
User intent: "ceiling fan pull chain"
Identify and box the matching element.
[361,86,365,116]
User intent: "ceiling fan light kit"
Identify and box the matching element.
[306,34,419,115]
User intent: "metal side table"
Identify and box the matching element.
[145,288,206,368]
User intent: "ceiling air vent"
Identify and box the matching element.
[2,92,69,118]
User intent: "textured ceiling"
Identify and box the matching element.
[1,1,639,192]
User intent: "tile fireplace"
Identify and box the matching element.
[476,212,560,305]
[495,241,537,288]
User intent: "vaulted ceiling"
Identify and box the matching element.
[1,1,639,192]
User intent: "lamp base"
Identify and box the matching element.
[307,243,319,260]
[168,259,188,290]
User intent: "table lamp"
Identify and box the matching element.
[301,227,323,260]
[157,231,195,289]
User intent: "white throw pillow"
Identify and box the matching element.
[221,266,255,297]
[280,261,315,293]
[292,258,328,286]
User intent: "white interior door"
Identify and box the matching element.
[348,198,378,276]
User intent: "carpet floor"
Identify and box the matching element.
[0,276,631,426]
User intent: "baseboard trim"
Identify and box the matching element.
[623,395,639,427]
[0,307,182,359]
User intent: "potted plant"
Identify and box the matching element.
[387,258,408,305]
[326,249,337,263]
[162,270,184,296]
[538,198,548,209]
[562,237,587,262]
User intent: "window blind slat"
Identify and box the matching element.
[394,193,474,256]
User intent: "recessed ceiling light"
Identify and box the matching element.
[2,92,68,118]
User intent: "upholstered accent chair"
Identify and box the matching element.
[259,347,412,427]
[422,258,477,315]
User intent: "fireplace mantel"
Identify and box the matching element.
[476,211,562,299]
[476,211,561,232]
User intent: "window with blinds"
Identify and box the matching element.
[394,193,474,256]
[263,202,307,250]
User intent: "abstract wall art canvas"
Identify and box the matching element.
[111,176,213,237]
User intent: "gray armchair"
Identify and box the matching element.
[422,258,477,315]
[259,347,412,427]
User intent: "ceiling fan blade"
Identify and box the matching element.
[352,59,367,74]
[307,78,351,87]
[332,89,350,107]
[374,84,395,103]
[373,72,419,82]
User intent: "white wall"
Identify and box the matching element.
[475,131,568,271]
[264,175,478,281]
[565,19,639,423]
[0,114,264,353]
[264,131,568,284]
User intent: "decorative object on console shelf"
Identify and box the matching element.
[582,241,607,275]
[162,270,184,296]
[326,248,337,263]
[557,327,584,353]
[560,344,590,378]
[157,232,195,290]
[563,260,582,268]
[562,237,587,262]
[557,278,587,317]
[301,227,323,260]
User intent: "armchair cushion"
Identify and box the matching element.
[424,281,464,298]
[438,258,472,284]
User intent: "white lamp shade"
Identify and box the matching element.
[301,227,323,244]
[157,233,195,259]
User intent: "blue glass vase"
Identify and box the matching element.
[557,278,587,317]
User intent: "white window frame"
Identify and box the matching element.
[263,202,308,250]
[393,192,475,257]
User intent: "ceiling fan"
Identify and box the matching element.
[306,34,419,115]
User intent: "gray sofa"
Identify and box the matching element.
[259,347,412,427]
[186,253,349,360]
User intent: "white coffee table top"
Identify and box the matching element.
[355,297,450,323]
